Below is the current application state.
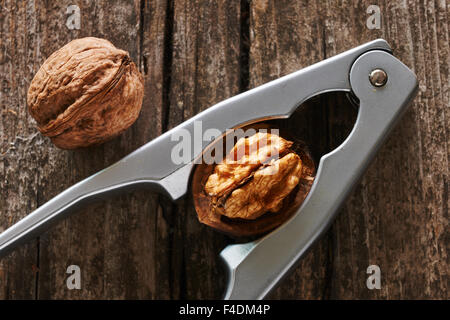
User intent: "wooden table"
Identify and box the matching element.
[0,0,448,299]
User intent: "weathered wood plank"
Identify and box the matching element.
[1,0,44,299]
[322,0,448,299]
[35,0,169,299]
[250,0,448,299]
[139,0,172,300]
[249,0,333,299]
[34,0,148,299]
[0,0,168,299]
[167,0,242,299]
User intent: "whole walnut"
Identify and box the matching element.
[27,37,144,149]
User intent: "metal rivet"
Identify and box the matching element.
[369,69,388,87]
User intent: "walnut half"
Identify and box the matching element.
[218,152,303,220]
[192,128,316,237]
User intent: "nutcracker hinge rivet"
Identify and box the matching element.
[369,68,388,87]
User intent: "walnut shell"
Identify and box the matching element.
[192,125,316,238]
[27,37,144,149]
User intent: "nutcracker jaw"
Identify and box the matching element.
[221,42,418,300]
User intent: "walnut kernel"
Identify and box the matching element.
[192,129,316,237]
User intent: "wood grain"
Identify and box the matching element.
[250,0,448,299]
[1,0,166,299]
[249,0,332,299]
[0,0,448,299]
[167,0,241,299]
[322,0,448,299]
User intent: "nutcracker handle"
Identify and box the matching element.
[0,150,192,259]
